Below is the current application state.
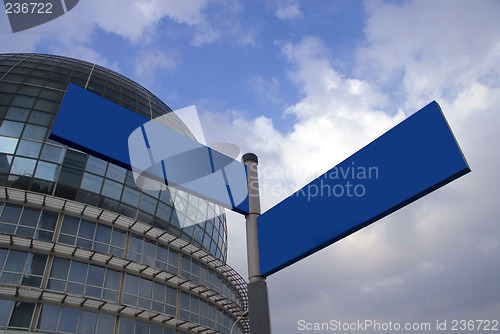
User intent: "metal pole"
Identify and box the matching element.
[242,153,272,334]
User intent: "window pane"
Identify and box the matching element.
[35,161,59,181]
[166,287,177,306]
[5,107,29,121]
[93,224,110,243]
[168,249,178,268]
[121,186,140,206]
[29,179,53,196]
[87,265,104,286]
[0,120,24,137]
[106,164,126,182]
[24,253,47,275]
[81,172,103,193]
[0,137,18,154]
[75,236,91,249]
[150,324,162,334]
[11,157,36,176]
[40,144,64,163]
[16,226,35,239]
[39,211,58,230]
[0,223,16,234]
[180,291,189,310]
[0,300,14,327]
[4,250,27,272]
[124,171,137,187]
[118,318,134,334]
[111,229,126,248]
[22,123,47,141]
[58,165,83,187]
[67,282,84,294]
[61,216,79,235]
[68,261,87,283]
[18,84,41,96]
[85,285,101,298]
[78,311,97,334]
[156,202,172,222]
[139,278,152,298]
[0,248,7,268]
[104,269,120,289]
[93,242,108,253]
[58,307,79,332]
[142,177,160,198]
[0,271,21,285]
[16,140,42,158]
[135,321,149,334]
[28,110,52,126]
[86,156,107,175]
[191,296,199,313]
[50,258,70,279]
[96,313,115,334]
[124,274,138,294]
[0,205,22,224]
[153,282,165,302]
[140,194,157,214]
[156,245,167,262]
[8,302,34,328]
[0,153,12,172]
[39,88,62,100]
[102,179,123,200]
[37,304,59,331]
[12,95,35,108]
[63,150,87,169]
[78,220,95,239]
[129,235,143,253]
[18,208,40,227]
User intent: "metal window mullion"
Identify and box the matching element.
[29,255,54,332]
[84,64,96,90]
[0,54,34,81]
[51,209,65,244]
[142,87,153,119]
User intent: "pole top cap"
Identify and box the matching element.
[242,152,258,164]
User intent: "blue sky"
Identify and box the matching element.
[2,1,500,333]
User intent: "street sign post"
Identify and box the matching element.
[242,153,272,334]
[257,101,470,277]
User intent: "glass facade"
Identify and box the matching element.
[0,53,226,260]
[0,53,248,334]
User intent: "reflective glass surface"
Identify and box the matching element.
[0,53,227,260]
[0,53,245,334]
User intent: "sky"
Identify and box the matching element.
[1,0,500,333]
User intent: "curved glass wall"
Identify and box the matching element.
[0,52,227,261]
[0,53,248,334]
[0,198,246,333]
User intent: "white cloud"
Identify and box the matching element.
[191,24,219,46]
[277,36,404,188]
[0,0,214,56]
[249,75,281,103]
[133,49,176,82]
[84,0,210,43]
[358,0,500,108]
[275,3,302,20]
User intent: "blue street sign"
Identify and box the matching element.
[257,101,470,277]
[50,83,249,214]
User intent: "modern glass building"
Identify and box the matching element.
[0,53,248,334]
